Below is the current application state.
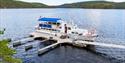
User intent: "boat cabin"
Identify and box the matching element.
[38,17,61,30]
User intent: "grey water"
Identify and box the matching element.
[0,8,125,63]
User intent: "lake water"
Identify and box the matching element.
[0,8,125,63]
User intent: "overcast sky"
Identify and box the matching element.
[19,0,125,6]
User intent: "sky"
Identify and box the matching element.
[19,0,125,6]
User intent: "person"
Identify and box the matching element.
[64,24,67,34]
[60,24,68,39]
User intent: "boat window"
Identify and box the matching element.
[51,22,60,25]
[72,32,78,34]
[39,24,43,26]
[48,22,52,24]
[57,23,60,26]
[79,33,82,36]
[52,22,56,25]
[72,32,75,34]
[59,27,62,29]
[75,32,78,34]
[68,27,71,30]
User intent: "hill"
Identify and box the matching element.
[0,0,48,8]
[59,1,125,9]
[0,0,125,9]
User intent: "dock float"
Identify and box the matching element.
[14,37,34,42]
[13,41,22,47]
[38,42,60,55]
[25,45,33,51]
[12,37,34,47]
[74,41,125,49]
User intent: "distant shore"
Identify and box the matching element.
[0,0,125,9]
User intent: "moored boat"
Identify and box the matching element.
[31,17,98,41]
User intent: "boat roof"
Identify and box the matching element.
[38,17,61,23]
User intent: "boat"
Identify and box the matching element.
[30,17,98,41]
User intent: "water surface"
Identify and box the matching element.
[0,8,125,63]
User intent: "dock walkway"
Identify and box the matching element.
[74,41,125,49]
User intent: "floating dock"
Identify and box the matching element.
[11,31,125,55]
[29,32,125,55]
[12,37,34,47]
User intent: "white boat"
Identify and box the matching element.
[31,17,98,41]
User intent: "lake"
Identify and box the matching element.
[0,8,125,63]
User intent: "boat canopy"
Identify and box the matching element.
[38,17,61,23]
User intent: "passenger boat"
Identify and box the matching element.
[31,17,98,41]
